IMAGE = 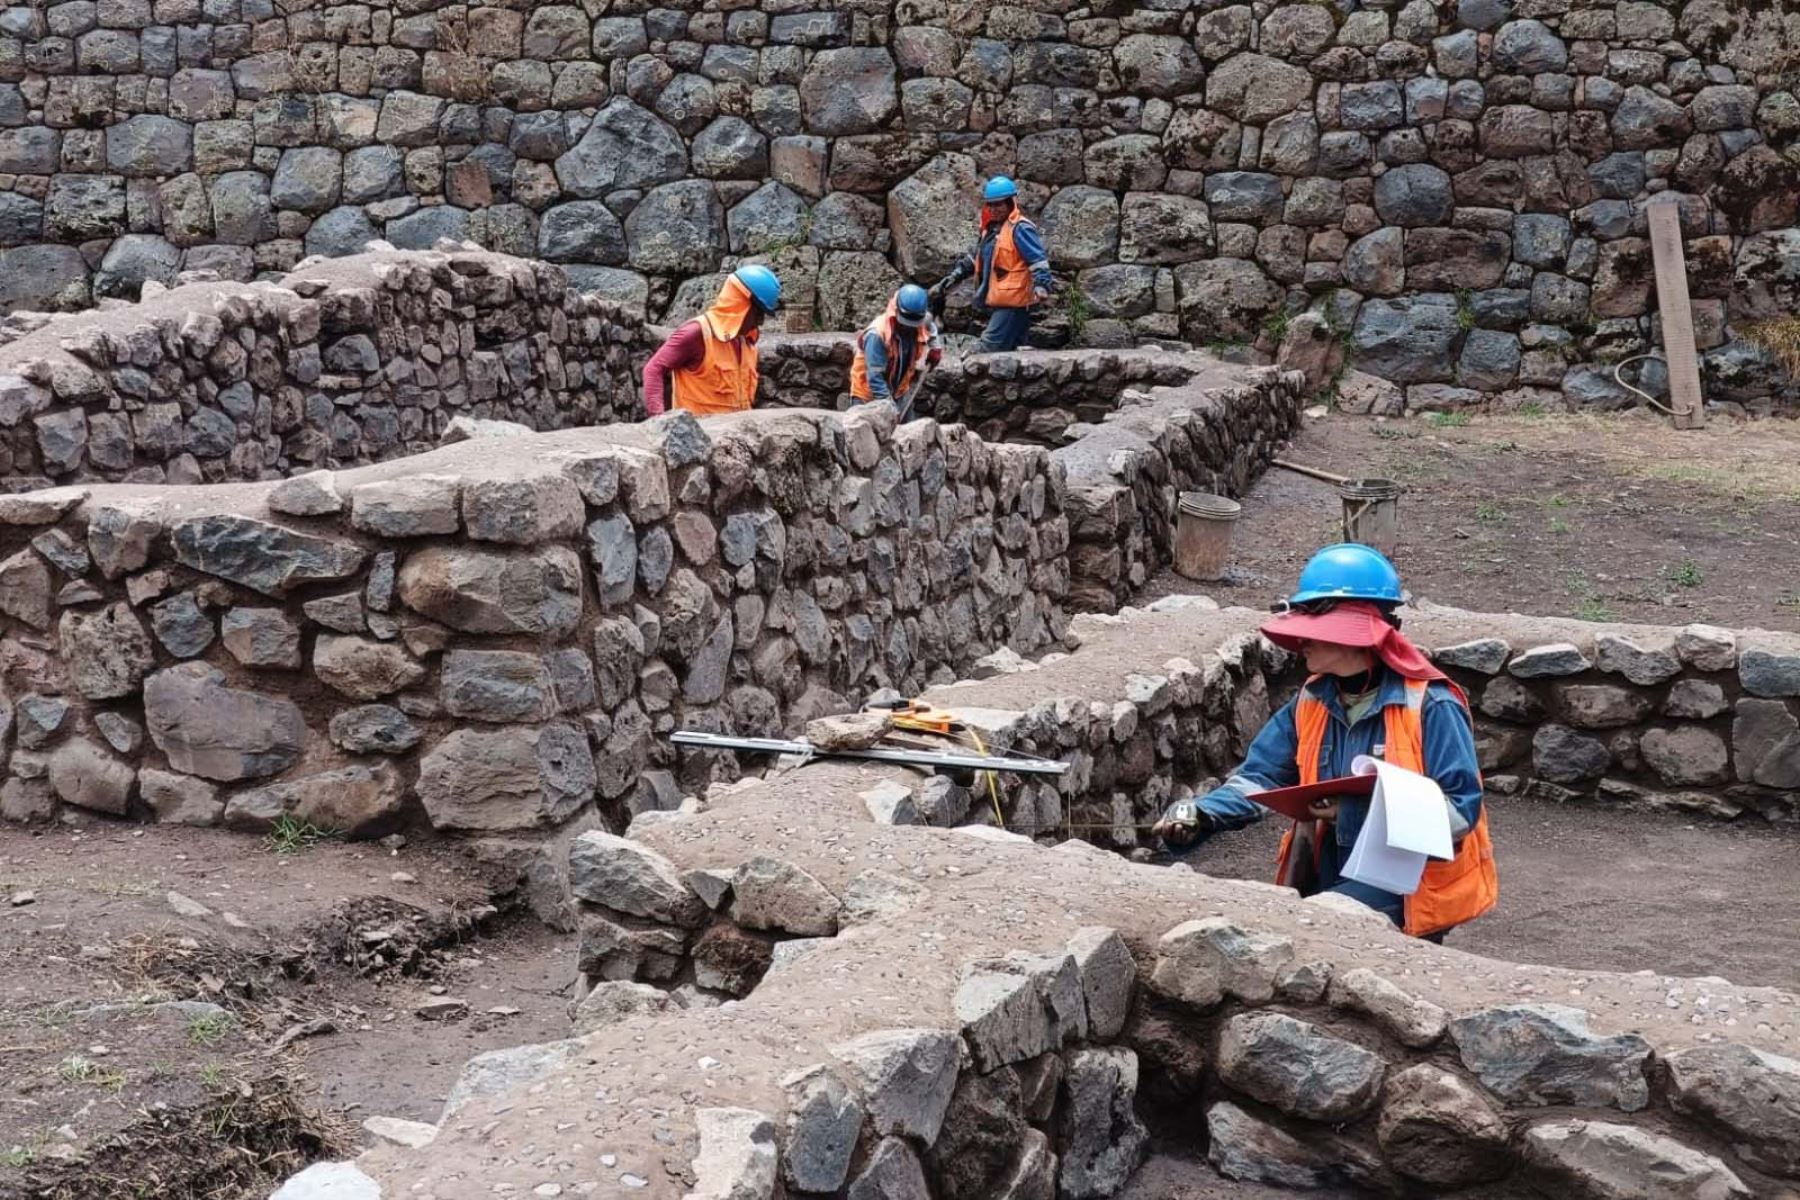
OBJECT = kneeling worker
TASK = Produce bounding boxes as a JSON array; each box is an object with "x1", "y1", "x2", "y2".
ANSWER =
[
  {"x1": 1153, "y1": 544, "x2": 1498, "y2": 941},
  {"x1": 642, "y1": 264, "x2": 781, "y2": 417},
  {"x1": 850, "y1": 283, "x2": 943, "y2": 419},
  {"x1": 930, "y1": 176, "x2": 1052, "y2": 354}
]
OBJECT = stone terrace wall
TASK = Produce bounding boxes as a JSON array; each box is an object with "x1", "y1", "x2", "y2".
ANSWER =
[
  {"x1": 0, "y1": 245, "x2": 647, "y2": 488},
  {"x1": 900, "y1": 598, "x2": 1800, "y2": 851},
  {"x1": 3, "y1": 0, "x2": 1799, "y2": 410},
  {"x1": 0, "y1": 407, "x2": 1071, "y2": 834},
  {"x1": 314, "y1": 729, "x2": 1800, "y2": 1197}
]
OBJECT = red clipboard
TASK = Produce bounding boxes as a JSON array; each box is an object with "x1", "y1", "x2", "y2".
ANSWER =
[{"x1": 1250, "y1": 773, "x2": 1378, "y2": 822}]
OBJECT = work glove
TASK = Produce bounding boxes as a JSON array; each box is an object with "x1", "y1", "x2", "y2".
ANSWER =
[
  {"x1": 927, "y1": 347, "x2": 943, "y2": 369},
  {"x1": 1153, "y1": 800, "x2": 1215, "y2": 850}
]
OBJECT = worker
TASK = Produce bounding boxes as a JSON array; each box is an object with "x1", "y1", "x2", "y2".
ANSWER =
[
  {"x1": 1153, "y1": 544, "x2": 1498, "y2": 941},
  {"x1": 930, "y1": 176, "x2": 1052, "y2": 354},
  {"x1": 641, "y1": 264, "x2": 781, "y2": 417},
  {"x1": 849, "y1": 283, "x2": 943, "y2": 417}
]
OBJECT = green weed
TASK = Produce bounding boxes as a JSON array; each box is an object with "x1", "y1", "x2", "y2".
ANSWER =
[
  {"x1": 1577, "y1": 597, "x2": 1616, "y2": 622},
  {"x1": 1519, "y1": 400, "x2": 1546, "y2": 418},
  {"x1": 57, "y1": 1055, "x2": 126, "y2": 1092},
  {"x1": 1455, "y1": 289, "x2": 1477, "y2": 332},
  {"x1": 1546, "y1": 494, "x2": 1571, "y2": 509},
  {"x1": 187, "y1": 1012, "x2": 234, "y2": 1047},
  {"x1": 200, "y1": 1062, "x2": 226, "y2": 1089},
  {"x1": 0, "y1": 1147, "x2": 33, "y2": 1168},
  {"x1": 1548, "y1": 515, "x2": 1570, "y2": 534},
  {"x1": 264, "y1": 814, "x2": 331, "y2": 856},
  {"x1": 1475, "y1": 502, "x2": 1506, "y2": 523},
  {"x1": 1261, "y1": 308, "x2": 1291, "y2": 345},
  {"x1": 1667, "y1": 559, "x2": 1704, "y2": 588},
  {"x1": 1427, "y1": 411, "x2": 1472, "y2": 428},
  {"x1": 1064, "y1": 283, "x2": 1091, "y2": 342}
]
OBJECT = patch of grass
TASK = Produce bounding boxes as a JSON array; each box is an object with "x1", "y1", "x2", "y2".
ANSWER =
[
  {"x1": 187, "y1": 1012, "x2": 235, "y2": 1047},
  {"x1": 1064, "y1": 283, "x2": 1091, "y2": 342},
  {"x1": 1475, "y1": 502, "x2": 1506, "y2": 523},
  {"x1": 1373, "y1": 425, "x2": 1414, "y2": 441},
  {"x1": 264, "y1": 815, "x2": 332, "y2": 856},
  {"x1": 1455, "y1": 288, "x2": 1477, "y2": 332},
  {"x1": 1261, "y1": 308, "x2": 1291, "y2": 345},
  {"x1": 1546, "y1": 494, "x2": 1571, "y2": 509},
  {"x1": 200, "y1": 1062, "x2": 226, "y2": 1090},
  {"x1": 35, "y1": 1002, "x2": 75, "y2": 1028},
  {"x1": 1205, "y1": 338, "x2": 1247, "y2": 355},
  {"x1": 57, "y1": 1054, "x2": 127, "y2": 1093},
  {"x1": 1427, "y1": 410, "x2": 1472, "y2": 428},
  {"x1": 0, "y1": 1147, "x2": 33, "y2": 1168},
  {"x1": 1548, "y1": 515, "x2": 1570, "y2": 534},
  {"x1": 1667, "y1": 559, "x2": 1704, "y2": 588},
  {"x1": 1518, "y1": 400, "x2": 1546, "y2": 418},
  {"x1": 1577, "y1": 596, "x2": 1616, "y2": 622}
]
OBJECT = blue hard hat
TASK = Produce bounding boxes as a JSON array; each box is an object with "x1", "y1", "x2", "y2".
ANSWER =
[
  {"x1": 895, "y1": 283, "x2": 930, "y2": 326},
  {"x1": 983, "y1": 176, "x2": 1018, "y2": 202},
  {"x1": 733, "y1": 263, "x2": 781, "y2": 313},
  {"x1": 1287, "y1": 543, "x2": 1404, "y2": 605}
]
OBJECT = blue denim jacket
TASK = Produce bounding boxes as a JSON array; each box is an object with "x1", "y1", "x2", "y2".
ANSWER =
[{"x1": 1197, "y1": 671, "x2": 1484, "y2": 850}]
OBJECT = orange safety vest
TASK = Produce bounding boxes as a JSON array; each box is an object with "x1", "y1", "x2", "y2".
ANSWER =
[
  {"x1": 849, "y1": 301, "x2": 930, "y2": 402},
  {"x1": 1276, "y1": 677, "x2": 1499, "y2": 938},
  {"x1": 978, "y1": 209, "x2": 1038, "y2": 309},
  {"x1": 670, "y1": 275, "x2": 761, "y2": 416}
]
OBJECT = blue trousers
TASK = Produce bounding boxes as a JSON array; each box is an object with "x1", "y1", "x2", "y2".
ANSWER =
[
  {"x1": 1315, "y1": 836, "x2": 1448, "y2": 944},
  {"x1": 976, "y1": 306, "x2": 1032, "y2": 353}
]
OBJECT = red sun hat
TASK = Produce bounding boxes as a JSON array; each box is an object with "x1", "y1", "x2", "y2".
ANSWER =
[{"x1": 1260, "y1": 600, "x2": 1449, "y2": 685}]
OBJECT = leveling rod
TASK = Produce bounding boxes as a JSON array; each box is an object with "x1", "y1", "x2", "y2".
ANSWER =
[{"x1": 668, "y1": 730, "x2": 1069, "y2": 776}]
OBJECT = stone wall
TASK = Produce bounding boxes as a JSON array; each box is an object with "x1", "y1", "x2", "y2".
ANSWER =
[
  {"x1": 4, "y1": 0, "x2": 1798, "y2": 410},
  {"x1": 0, "y1": 407, "x2": 1073, "y2": 833},
  {"x1": 923, "y1": 599, "x2": 1800, "y2": 845},
  {"x1": 293, "y1": 709, "x2": 1800, "y2": 1197},
  {"x1": 0, "y1": 245, "x2": 647, "y2": 487}
]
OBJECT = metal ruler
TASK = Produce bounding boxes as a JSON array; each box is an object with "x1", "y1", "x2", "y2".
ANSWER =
[
  {"x1": 668, "y1": 730, "x2": 1069, "y2": 776},
  {"x1": 1647, "y1": 199, "x2": 1705, "y2": 430}
]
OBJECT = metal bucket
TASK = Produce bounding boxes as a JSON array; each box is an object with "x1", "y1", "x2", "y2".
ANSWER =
[
  {"x1": 1340, "y1": 477, "x2": 1401, "y2": 557},
  {"x1": 1173, "y1": 491, "x2": 1241, "y2": 581}
]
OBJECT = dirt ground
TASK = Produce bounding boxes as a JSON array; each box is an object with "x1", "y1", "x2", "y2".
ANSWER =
[
  {"x1": 0, "y1": 822, "x2": 573, "y2": 1193},
  {"x1": 1172, "y1": 792, "x2": 1800, "y2": 993},
  {"x1": 1147, "y1": 409, "x2": 1800, "y2": 631}
]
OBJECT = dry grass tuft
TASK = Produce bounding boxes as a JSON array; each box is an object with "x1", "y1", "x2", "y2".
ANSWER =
[{"x1": 1743, "y1": 316, "x2": 1800, "y2": 380}]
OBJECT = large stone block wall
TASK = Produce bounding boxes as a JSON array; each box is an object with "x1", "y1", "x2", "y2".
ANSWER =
[
  {"x1": 0, "y1": 245, "x2": 647, "y2": 487},
  {"x1": 0, "y1": 407, "x2": 1074, "y2": 833},
  {"x1": 3, "y1": 0, "x2": 1798, "y2": 409}
]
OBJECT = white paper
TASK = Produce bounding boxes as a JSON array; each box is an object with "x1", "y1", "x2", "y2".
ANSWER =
[{"x1": 1341, "y1": 756, "x2": 1455, "y2": 896}]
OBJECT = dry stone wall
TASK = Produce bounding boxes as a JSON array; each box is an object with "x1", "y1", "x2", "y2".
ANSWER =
[
  {"x1": 3, "y1": 0, "x2": 1798, "y2": 410},
  {"x1": 0, "y1": 407, "x2": 1074, "y2": 833},
  {"x1": 0, "y1": 245, "x2": 647, "y2": 487},
  {"x1": 293, "y1": 719, "x2": 1800, "y2": 1198}
]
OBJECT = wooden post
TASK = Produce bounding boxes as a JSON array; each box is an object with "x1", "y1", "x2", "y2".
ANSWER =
[{"x1": 1647, "y1": 199, "x2": 1705, "y2": 430}]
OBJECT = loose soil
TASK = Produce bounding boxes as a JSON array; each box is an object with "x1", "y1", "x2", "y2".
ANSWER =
[
  {"x1": 0, "y1": 823, "x2": 573, "y2": 1194},
  {"x1": 1144, "y1": 409, "x2": 1800, "y2": 631},
  {"x1": 1173, "y1": 793, "x2": 1800, "y2": 993}
]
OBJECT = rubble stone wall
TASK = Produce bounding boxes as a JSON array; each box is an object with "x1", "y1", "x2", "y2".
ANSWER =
[
  {"x1": 0, "y1": 246, "x2": 648, "y2": 488},
  {"x1": 4, "y1": 0, "x2": 1799, "y2": 411},
  {"x1": 0, "y1": 407, "x2": 1074, "y2": 834},
  {"x1": 311, "y1": 700, "x2": 1800, "y2": 1197}
]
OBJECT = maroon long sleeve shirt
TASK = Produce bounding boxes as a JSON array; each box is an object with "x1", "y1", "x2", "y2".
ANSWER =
[{"x1": 640, "y1": 320, "x2": 706, "y2": 417}]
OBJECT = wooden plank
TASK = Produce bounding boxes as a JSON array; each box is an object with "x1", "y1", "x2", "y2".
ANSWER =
[{"x1": 1647, "y1": 199, "x2": 1705, "y2": 429}]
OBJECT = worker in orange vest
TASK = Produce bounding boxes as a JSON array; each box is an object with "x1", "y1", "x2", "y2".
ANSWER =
[
  {"x1": 1153, "y1": 544, "x2": 1499, "y2": 942},
  {"x1": 641, "y1": 264, "x2": 781, "y2": 417},
  {"x1": 849, "y1": 284, "x2": 943, "y2": 419},
  {"x1": 929, "y1": 176, "x2": 1053, "y2": 354}
]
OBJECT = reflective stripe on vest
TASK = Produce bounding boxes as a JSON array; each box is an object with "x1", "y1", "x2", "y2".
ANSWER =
[
  {"x1": 850, "y1": 318, "x2": 929, "y2": 402},
  {"x1": 671, "y1": 313, "x2": 759, "y2": 416},
  {"x1": 1277, "y1": 677, "x2": 1500, "y2": 938},
  {"x1": 979, "y1": 210, "x2": 1038, "y2": 309}
]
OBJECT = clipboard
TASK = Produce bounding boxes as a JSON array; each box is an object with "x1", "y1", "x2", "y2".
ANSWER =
[{"x1": 1249, "y1": 773, "x2": 1378, "y2": 823}]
